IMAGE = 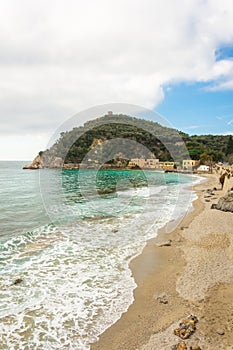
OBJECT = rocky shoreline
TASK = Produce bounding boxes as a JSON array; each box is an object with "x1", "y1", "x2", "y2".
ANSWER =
[
  {"x1": 22, "y1": 154, "x2": 217, "y2": 175},
  {"x1": 90, "y1": 174, "x2": 233, "y2": 350},
  {"x1": 22, "y1": 155, "x2": 164, "y2": 171}
]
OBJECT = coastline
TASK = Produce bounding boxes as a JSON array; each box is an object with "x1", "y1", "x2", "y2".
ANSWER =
[{"x1": 91, "y1": 174, "x2": 233, "y2": 350}]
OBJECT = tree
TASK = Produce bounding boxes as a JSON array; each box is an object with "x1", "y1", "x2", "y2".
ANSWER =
[
  {"x1": 200, "y1": 149, "x2": 224, "y2": 163},
  {"x1": 188, "y1": 148, "x2": 203, "y2": 160},
  {"x1": 200, "y1": 151, "x2": 215, "y2": 173},
  {"x1": 228, "y1": 153, "x2": 233, "y2": 165},
  {"x1": 226, "y1": 135, "x2": 233, "y2": 155},
  {"x1": 200, "y1": 152, "x2": 213, "y2": 165}
]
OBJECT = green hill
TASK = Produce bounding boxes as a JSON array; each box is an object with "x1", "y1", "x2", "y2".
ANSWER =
[{"x1": 40, "y1": 114, "x2": 232, "y2": 166}]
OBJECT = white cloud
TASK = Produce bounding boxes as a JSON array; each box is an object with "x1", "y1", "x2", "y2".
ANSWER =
[
  {"x1": 1, "y1": 0, "x2": 233, "y2": 158},
  {"x1": 208, "y1": 77, "x2": 233, "y2": 91}
]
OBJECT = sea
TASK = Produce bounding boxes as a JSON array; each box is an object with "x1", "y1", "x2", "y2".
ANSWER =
[{"x1": 0, "y1": 161, "x2": 202, "y2": 350}]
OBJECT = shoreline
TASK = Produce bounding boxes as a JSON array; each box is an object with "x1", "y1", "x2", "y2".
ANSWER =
[{"x1": 91, "y1": 174, "x2": 233, "y2": 349}]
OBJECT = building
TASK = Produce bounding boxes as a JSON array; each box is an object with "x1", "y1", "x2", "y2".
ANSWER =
[
  {"x1": 129, "y1": 159, "x2": 181, "y2": 171},
  {"x1": 129, "y1": 158, "x2": 146, "y2": 168},
  {"x1": 145, "y1": 158, "x2": 160, "y2": 168},
  {"x1": 159, "y1": 161, "x2": 175, "y2": 170},
  {"x1": 182, "y1": 159, "x2": 199, "y2": 170},
  {"x1": 197, "y1": 165, "x2": 210, "y2": 173},
  {"x1": 129, "y1": 158, "x2": 160, "y2": 169}
]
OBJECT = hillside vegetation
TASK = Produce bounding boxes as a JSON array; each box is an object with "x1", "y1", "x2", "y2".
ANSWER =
[{"x1": 41, "y1": 114, "x2": 233, "y2": 165}]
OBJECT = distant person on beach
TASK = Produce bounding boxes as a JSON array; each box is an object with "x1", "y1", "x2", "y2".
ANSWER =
[
  {"x1": 219, "y1": 173, "x2": 226, "y2": 189},
  {"x1": 219, "y1": 173, "x2": 228, "y2": 189}
]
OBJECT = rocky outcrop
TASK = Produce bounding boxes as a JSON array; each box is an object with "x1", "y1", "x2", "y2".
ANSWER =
[
  {"x1": 23, "y1": 154, "x2": 63, "y2": 169},
  {"x1": 213, "y1": 191, "x2": 233, "y2": 213},
  {"x1": 23, "y1": 154, "x2": 43, "y2": 169}
]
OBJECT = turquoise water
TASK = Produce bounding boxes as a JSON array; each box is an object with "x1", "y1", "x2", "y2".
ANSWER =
[{"x1": 0, "y1": 162, "x2": 200, "y2": 349}]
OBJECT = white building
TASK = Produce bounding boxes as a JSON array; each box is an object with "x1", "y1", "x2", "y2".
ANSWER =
[{"x1": 197, "y1": 165, "x2": 210, "y2": 172}]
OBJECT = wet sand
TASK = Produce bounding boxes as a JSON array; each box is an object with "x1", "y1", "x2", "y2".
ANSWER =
[{"x1": 91, "y1": 174, "x2": 233, "y2": 350}]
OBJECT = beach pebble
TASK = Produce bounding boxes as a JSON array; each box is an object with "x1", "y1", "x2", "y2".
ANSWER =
[
  {"x1": 156, "y1": 240, "x2": 172, "y2": 247},
  {"x1": 156, "y1": 293, "x2": 168, "y2": 304},
  {"x1": 171, "y1": 341, "x2": 187, "y2": 350},
  {"x1": 112, "y1": 229, "x2": 118, "y2": 233},
  {"x1": 13, "y1": 278, "x2": 23, "y2": 285},
  {"x1": 215, "y1": 328, "x2": 225, "y2": 335}
]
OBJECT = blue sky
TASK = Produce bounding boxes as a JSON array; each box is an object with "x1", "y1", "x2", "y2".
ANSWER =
[
  {"x1": 216, "y1": 45, "x2": 233, "y2": 61},
  {"x1": 156, "y1": 80, "x2": 233, "y2": 135}
]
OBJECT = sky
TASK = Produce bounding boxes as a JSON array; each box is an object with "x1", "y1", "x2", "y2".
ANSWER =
[{"x1": 1, "y1": 0, "x2": 233, "y2": 160}]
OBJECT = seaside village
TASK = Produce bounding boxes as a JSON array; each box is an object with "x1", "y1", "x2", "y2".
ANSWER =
[{"x1": 128, "y1": 158, "x2": 209, "y2": 173}]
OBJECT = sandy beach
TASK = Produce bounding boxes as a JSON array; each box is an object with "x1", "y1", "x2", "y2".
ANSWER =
[{"x1": 91, "y1": 174, "x2": 233, "y2": 350}]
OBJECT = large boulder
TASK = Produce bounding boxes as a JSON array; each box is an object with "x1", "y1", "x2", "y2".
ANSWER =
[{"x1": 215, "y1": 191, "x2": 233, "y2": 213}]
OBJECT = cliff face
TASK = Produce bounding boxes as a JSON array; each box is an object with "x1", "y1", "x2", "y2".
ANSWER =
[{"x1": 23, "y1": 155, "x2": 63, "y2": 169}]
